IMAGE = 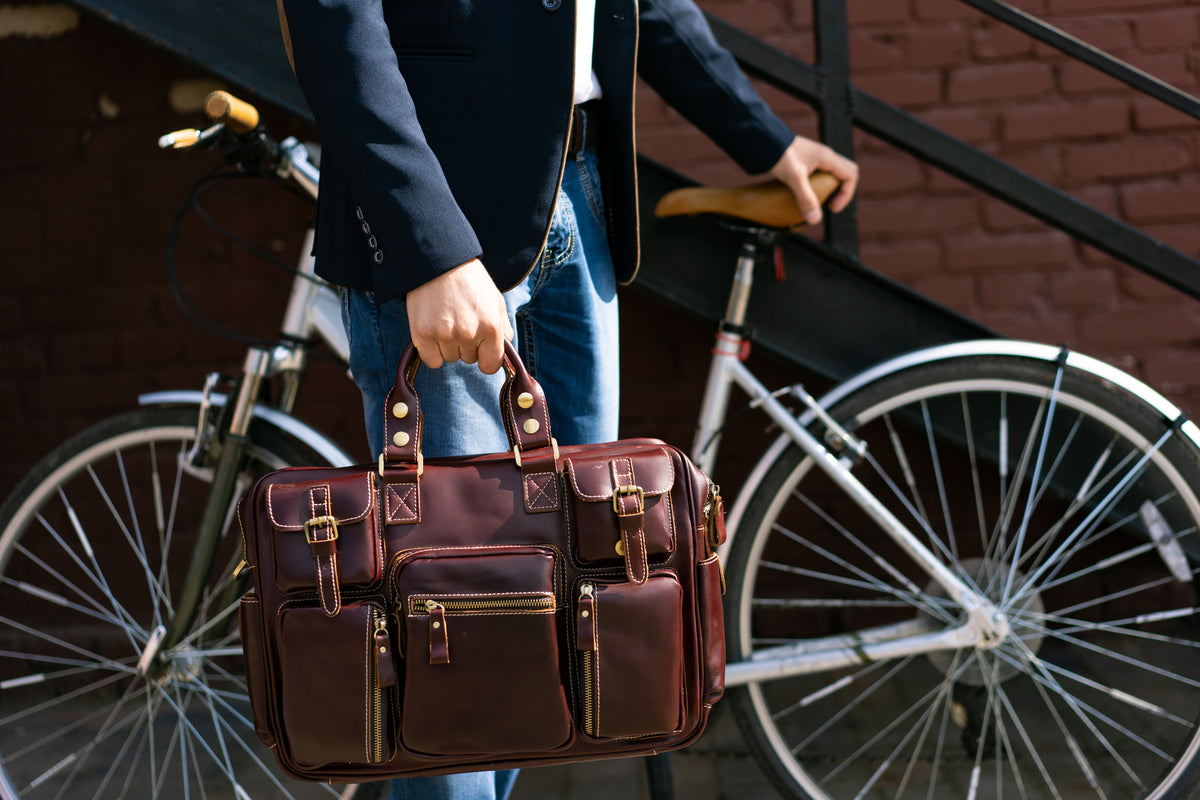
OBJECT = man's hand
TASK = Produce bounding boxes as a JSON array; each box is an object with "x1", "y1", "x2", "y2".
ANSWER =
[
  {"x1": 769, "y1": 136, "x2": 859, "y2": 226},
  {"x1": 406, "y1": 258, "x2": 514, "y2": 374}
]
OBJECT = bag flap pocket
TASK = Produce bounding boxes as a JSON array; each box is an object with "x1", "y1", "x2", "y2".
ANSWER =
[
  {"x1": 266, "y1": 472, "x2": 383, "y2": 606},
  {"x1": 564, "y1": 449, "x2": 676, "y2": 579}
]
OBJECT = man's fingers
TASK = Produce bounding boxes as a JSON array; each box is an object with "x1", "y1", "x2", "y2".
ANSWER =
[{"x1": 476, "y1": 333, "x2": 506, "y2": 375}]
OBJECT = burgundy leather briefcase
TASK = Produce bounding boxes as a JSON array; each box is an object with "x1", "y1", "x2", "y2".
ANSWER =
[{"x1": 237, "y1": 341, "x2": 727, "y2": 782}]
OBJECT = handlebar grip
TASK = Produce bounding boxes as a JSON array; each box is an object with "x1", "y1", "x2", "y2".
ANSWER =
[{"x1": 204, "y1": 91, "x2": 260, "y2": 134}]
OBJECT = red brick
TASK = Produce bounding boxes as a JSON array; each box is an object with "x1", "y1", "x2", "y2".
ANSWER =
[
  {"x1": 859, "y1": 194, "x2": 980, "y2": 236},
  {"x1": 914, "y1": 0, "x2": 980, "y2": 22},
  {"x1": 860, "y1": 238, "x2": 945, "y2": 279},
  {"x1": 905, "y1": 26, "x2": 969, "y2": 69},
  {"x1": 948, "y1": 62, "x2": 1055, "y2": 103},
  {"x1": 848, "y1": 31, "x2": 905, "y2": 72},
  {"x1": 1119, "y1": 268, "x2": 1196, "y2": 300},
  {"x1": 979, "y1": 309, "x2": 1075, "y2": 343},
  {"x1": 945, "y1": 230, "x2": 1076, "y2": 271},
  {"x1": 701, "y1": 1, "x2": 786, "y2": 35},
  {"x1": 854, "y1": 70, "x2": 944, "y2": 108},
  {"x1": 1003, "y1": 145, "x2": 1066, "y2": 185},
  {"x1": 1064, "y1": 139, "x2": 1191, "y2": 181},
  {"x1": 1120, "y1": 177, "x2": 1200, "y2": 223},
  {"x1": 1135, "y1": 9, "x2": 1200, "y2": 49},
  {"x1": 1142, "y1": 348, "x2": 1200, "y2": 390},
  {"x1": 847, "y1": 0, "x2": 910, "y2": 26},
  {"x1": 1003, "y1": 98, "x2": 1130, "y2": 142},
  {"x1": 979, "y1": 271, "x2": 1049, "y2": 308},
  {"x1": 1133, "y1": 98, "x2": 1200, "y2": 131},
  {"x1": 917, "y1": 107, "x2": 998, "y2": 143},
  {"x1": 1080, "y1": 305, "x2": 1200, "y2": 346},
  {"x1": 1049, "y1": 267, "x2": 1119, "y2": 306},
  {"x1": 856, "y1": 153, "x2": 926, "y2": 194},
  {"x1": 972, "y1": 21, "x2": 1035, "y2": 60},
  {"x1": 1049, "y1": 0, "x2": 1178, "y2": 12}
]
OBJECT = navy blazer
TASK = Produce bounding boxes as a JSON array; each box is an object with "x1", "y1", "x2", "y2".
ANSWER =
[{"x1": 279, "y1": 0, "x2": 794, "y2": 302}]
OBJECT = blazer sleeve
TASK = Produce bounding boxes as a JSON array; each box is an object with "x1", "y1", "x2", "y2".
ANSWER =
[
  {"x1": 636, "y1": 0, "x2": 795, "y2": 176},
  {"x1": 279, "y1": 0, "x2": 482, "y2": 294}
]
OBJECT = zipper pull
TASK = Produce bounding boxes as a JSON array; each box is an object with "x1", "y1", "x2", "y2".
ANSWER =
[
  {"x1": 232, "y1": 558, "x2": 248, "y2": 580},
  {"x1": 576, "y1": 583, "x2": 596, "y2": 651},
  {"x1": 374, "y1": 616, "x2": 396, "y2": 689},
  {"x1": 426, "y1": 600, "x2": 450, "y2": 665}
]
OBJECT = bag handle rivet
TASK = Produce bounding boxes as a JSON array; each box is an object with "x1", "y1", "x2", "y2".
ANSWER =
[
  {"x1": 392, "y1": 402, "x2": 408, "y2": 419},
  {"x1": 517, "y1": 392, "x2": 534, "y2": 409},
  {"x1": 393, "y1": 431, "x2": 410, "y2": 447},
  {"x1": 523, "y1": 419, "x2": 540, "y2": 435}
]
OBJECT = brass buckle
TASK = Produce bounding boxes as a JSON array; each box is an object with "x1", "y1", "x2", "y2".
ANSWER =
[
  {"x1": 513, "y1": 438, "x2": 559, "y2": 468},
  {"x1": 612, "y1": 485, "x2": 645, "y2": 515},
  {"x1": 303, "y1": 515, "x2": 340, "y2": 544}
]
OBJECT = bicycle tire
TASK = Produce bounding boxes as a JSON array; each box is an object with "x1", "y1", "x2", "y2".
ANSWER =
[
  {"x1": 0, "y1": 405, "x2": 376, "y2": 799},
  {"x1": 725, "y1": 352, "x2": 1200, "y2": 800}
]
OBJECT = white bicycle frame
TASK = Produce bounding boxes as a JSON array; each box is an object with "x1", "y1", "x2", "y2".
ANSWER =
[{"x1": 692, "y1": 235, "x2": 1200, "y2": 690}]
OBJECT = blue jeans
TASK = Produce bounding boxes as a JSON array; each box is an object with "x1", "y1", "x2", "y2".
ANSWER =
[{"x1": 340, "y1": 147, "x2": 619, "y2": 800}]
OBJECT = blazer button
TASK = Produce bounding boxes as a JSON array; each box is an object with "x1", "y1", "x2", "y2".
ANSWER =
[
  {"x1": 374, "y1": 250, "x2": 385, "y2": 264},
  {"x1": 542, "y1": 0, "x2": 562, "y2": 10},
  {"x1": 355, "y1": 206, "x2": 364, "y2": 220},
  {"x1": 367, "y1": 236, "x2": 377, "y2": 249},
  {"x1": 362, "y1": 221, "x2": 371, "y2": 235}
]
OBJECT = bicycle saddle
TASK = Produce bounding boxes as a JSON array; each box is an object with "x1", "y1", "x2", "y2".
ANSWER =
[{"x1": 653, "y1": 171, "x2": 840, "y2": 229}]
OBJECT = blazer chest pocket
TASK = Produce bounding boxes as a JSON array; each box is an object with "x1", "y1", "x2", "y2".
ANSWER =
[
  {"x1": 386, "y1": 0, "x2": 473, "y2": 58},
  {"x1": 266, "y1": 473, "x2": 383, "y2": 616}
]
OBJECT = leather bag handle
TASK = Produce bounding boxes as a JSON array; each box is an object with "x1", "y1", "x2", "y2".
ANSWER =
[{"x1": 380, "y1": 339, "x2": 556, "y2": 473}]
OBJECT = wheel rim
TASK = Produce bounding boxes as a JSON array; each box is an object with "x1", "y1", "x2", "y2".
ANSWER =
[
  {"x1": 0, "y1": 416, "x2": 352, "y2": 799},
  {"x1": 734, "y1": 373, "x2": 1200, "y2": 800}
]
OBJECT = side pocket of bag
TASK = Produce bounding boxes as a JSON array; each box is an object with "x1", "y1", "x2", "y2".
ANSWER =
[
  {"x1": 276, "y1": 600, "x2": 395, "y2": 767},
  {"x1": 695, "y1": 554, "x2": 726, "y2": 705},
  {"x1": 238, "y1": 594, "x2": 277, "y2": 749},
  {"x1": 575, "y1": 574, "x2": 685, "y2": 740}
]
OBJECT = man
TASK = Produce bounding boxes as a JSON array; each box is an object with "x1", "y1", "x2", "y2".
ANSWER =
[{"x1": 277, "y1": 0, "x2": 857, "y2": 797}]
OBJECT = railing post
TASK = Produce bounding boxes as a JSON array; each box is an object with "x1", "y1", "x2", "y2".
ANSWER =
[{"x1": 812, "y1": 0, "x2": 859, "y2": 255}]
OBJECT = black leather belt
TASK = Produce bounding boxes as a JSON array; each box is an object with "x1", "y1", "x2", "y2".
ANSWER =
[{"x1": 567, "y1": 101, "x2": 601, "y2": 157}]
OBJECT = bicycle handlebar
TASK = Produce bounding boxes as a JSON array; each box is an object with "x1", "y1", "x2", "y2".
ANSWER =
[{"x1": 204, "y1": 90, "x2": 259, "y2": 133}]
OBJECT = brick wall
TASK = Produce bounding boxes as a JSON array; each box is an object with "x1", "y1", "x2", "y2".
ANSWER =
[
  {"x1": 2, "y1": 1, "x2": 1198, "y2": 500},
  {"x1": 642, "y1": 0, "x2": 1200, "y2": 417}
]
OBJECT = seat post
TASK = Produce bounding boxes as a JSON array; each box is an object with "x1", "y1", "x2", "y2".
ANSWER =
[{"x1": 722, "y1": 228, "x2": 769, "y2": 328}]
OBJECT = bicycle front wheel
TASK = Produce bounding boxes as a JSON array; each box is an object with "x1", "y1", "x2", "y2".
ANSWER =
[
  {"x1": 727, "y1": 349, "x2": 1200, "y2": 800},
  {"x1": 0, "y1": 406, "x2": 375, "y2": 799}
]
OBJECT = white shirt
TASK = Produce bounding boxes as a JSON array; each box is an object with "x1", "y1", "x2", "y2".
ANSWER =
[{"x1": 574, "y1": 0, "x2": 603, "y2": 104}]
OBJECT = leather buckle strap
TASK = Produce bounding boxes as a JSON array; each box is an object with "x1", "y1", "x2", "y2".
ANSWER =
[
  {"x1": 567, "y1": 101, "x2": 600, "y2": 158},
  {"x1": 303, "y1": 515, "x2": 340, "y2": 545},
  {"x1": 612, "y1": 485, "x2": 644, "y2": 515}
]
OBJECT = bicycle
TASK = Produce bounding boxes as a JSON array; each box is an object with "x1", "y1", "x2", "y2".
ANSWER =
[{"x1": 1, "y1": 92, "x2": 1199, "y2": 800}]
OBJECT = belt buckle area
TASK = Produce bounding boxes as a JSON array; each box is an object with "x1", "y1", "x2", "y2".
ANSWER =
[
  {"x1": 303, "y1": 515, "x2": 340, "y2": 544},
  {"x1": 612, "y1": 485, "x2": 645, "y2": 515}
]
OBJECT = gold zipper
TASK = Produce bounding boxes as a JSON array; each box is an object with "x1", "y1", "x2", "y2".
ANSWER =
[
  {"x1": 577, "y1": 582, "x2": 597, "y2": 737},
  {"x1": 369, "y1": 609, "x2": 387, "y2": 763},
  {"x1": 408, "y1": 594, "x2": 556, "y2": 615}
]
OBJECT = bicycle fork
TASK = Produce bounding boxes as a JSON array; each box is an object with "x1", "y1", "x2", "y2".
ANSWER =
[{"x1": 697, "y1": 234, "x2": 1010, "y2": 687}]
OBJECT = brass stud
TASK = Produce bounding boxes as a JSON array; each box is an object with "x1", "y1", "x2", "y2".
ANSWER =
[
  {"x1": 432, "y1": 621, "x2": 441, "y2": 629},
  {"x1": 581, "y1": 610, "x2": 590, "y2": 618},
  {"x1": 379, "y1": 646, "x2": 387, "y2": 654},
  {"x1": 517, "y1": 392, "x2": 534, "y2": 409},
  {"x1": 615, "y1": 539, "x2": 626, "y2": 556},
  {"x1": 392, "y1": 431, "x2": 410, "y2": 447},
  {"x1": 523, "y1": 419, "x2": 540, "y2": 435},
  {"x1": 392, "y1": 402, "x2": 408, "y2": 419}
]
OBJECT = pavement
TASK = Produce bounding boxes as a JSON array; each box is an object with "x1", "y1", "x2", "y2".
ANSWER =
[{"x1": 508, "y1": 703, "x2": 779, "y2": 800}]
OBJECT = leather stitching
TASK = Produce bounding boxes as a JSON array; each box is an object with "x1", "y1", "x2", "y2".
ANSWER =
[
  {"x1": 385, "y1": 483, "x2": 419, "y2": 525},
  {"x1": 524, "y1": 471, "x2": 560, "y2": 512}
]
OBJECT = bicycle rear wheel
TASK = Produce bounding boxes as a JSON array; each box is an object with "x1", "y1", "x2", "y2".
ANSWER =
[
  {"x1": 0, "y1": 406, "x2": 376, "y2": 799},
  {"x1": 727, "y1": 349, "x2": 1200, "y2": 800}
]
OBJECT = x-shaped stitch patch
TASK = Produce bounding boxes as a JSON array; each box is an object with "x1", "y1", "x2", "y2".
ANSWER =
[
  {"x1": 524, "y1": 472, "x2": 560, "y2": 512},
  {"x1": 385, "y1": 483, "x2": 419, "y2": 524}
]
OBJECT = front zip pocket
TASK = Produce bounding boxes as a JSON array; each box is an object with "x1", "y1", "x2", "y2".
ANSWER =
[
  {"x1": 393, "y1": 546, "x2": 572, "y2": 756},
  {"x1": 276, "y1": 600, "x2": 395, "y2": 766},
  {"x1": 576, "y1": 574, "x2": 686, "y2": 740}
]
